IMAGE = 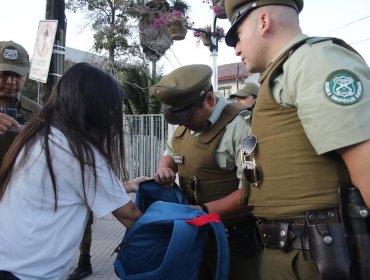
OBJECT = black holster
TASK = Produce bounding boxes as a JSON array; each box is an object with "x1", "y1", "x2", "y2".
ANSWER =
[
  {"x1": 306, "y1": 209, "x2": 350, "y2": 280},
  {"x1": 228, "y1": 217, "x2": 262, "y2": 257},
  {"x1": 340, "y1": 186, "x2": 370, "y2": 280}
]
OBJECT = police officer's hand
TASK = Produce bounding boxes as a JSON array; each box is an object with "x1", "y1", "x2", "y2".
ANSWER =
[
  {"x1": 154, "y1": 167, "x2": 176, "y2": 187},
  {"x1": 0, "y1": 112, "x2": 20, "y2": 135}
]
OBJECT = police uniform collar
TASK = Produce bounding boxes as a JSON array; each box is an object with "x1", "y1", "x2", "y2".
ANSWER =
[
  {"x1": 260, "y1": 34, "x2": 308, "y2": 84},
  {"x1": 207, "y1": 95, "x2": 230, "y2": 128}
]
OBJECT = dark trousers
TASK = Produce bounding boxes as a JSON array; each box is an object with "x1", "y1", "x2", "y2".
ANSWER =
[
  {"x1": 0, "y1": 271, "x2": 20, "y2": 280},
  {"x1": 199, "y1": 236, "x2": 261, "y2": 280},
  {"x1": 260, "y1": 248, "x2": 318, "y2": 280},
  {"x1": 79, "y1": 211, "x2": 94, "y2": 256}
]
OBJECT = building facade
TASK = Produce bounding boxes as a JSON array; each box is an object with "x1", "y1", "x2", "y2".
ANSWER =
[{"x1": 217, "y1": 62, "x2": 260, "y2": 98}]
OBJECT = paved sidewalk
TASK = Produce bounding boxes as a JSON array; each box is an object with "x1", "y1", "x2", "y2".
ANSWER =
[{"x1": 67, "y1": 215, "x2": 125, "y2": 280}]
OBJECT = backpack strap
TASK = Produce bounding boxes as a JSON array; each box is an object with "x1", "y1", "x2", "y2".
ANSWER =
[
  {"x1": 186, "y1": 214, "x2": 230, "y2": 280},
  {"x1": 212, "y1": 221, "x2": 230, "y2": 280}
]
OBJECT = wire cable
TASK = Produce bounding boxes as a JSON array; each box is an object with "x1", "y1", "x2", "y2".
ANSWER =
[
  {"x1": 320, "y1": 15, "x2": 370, "y2": 36},
  {"x1": 350, "y1": 37, "x2": 370, "y2": 45}
]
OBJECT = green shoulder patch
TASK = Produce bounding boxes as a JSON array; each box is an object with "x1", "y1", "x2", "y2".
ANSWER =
[{"x1": 324, "y1": 70, "x2": 363, "y2": 105}]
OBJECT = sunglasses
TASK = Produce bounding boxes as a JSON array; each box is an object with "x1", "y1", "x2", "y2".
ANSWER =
[
  {"x1": 241, "y1": 135, "x2": 262, "y2": 187},
  {"x1": 190, "y1": 176, "x2": 199, "y2": 204}
]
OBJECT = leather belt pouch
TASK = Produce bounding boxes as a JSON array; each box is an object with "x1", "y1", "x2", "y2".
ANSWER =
[
  {"x1": 306, "y1": 209, "x2": 350, "y2": 280},
  {"x1": 258, "y1": 223, "x2": 309, "y2": 251}
]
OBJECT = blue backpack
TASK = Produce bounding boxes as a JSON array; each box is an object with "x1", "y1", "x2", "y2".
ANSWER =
[
  {"x1": 114, "y1": 186, "x2": 230, "y2": 280},
  {"x1": 134, "y1": 179, "x2": 188, "y2": 212}
]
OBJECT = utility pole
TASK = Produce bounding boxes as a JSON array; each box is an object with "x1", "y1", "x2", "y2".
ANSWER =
[
  {"x1": 41, "y1": 0, "x2": 66, "y2": 104},
  {"x1": 189, "y1": 12, "x2": 223, "y2": 91}
]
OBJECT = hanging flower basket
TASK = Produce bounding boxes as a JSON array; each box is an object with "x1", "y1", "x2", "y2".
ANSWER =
[
  {"x1": 167, "y1": 21, "x2": 188, "y2": 40},
  {"x1": 151, "y1": 8, "x2": 191, "y2": 42},
  {"x1": 212, "y1": 0, "x2": 227, "y2": 19},
  {"x1": 193, "y1": 25, "x2": 224, "y2": 47},
  {"x1": 203, "y1": 0, "x2": 227, "y2": 19}
]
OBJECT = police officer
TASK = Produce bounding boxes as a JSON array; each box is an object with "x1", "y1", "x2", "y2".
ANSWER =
[
  {"x1": 0, "y1": 41, "x2": 41, "y2": 161},
  {"x1": 153, "y1": 64, "x2": 261, "y2": 280},
  {"x1": 224, "y1": 0, "x2": 370, "y2": 279},
  {"x1": 230, "y1": 82, "x2": 259, "y2": 108}
]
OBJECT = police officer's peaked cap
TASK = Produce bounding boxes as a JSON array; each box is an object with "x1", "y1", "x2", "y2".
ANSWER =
[
  {"x1": 0, "y1": 41, "x2": 30, "y2": 76},
  {"x1": 225, "y1": 0, "x2": 304, "y2": 47},
  {"x1": 230, "y1": 82, "x2": 259, "y2": 99},
  {"x1": 151, "y1": 64, "x2": 213, "y2": 124}
]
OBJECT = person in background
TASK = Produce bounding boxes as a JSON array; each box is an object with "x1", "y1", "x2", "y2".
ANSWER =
[
  {"x1": 0, "y1": 41, "x2": 41, "y2": 161},
  {"x1": 0, "y1": 62, "x2": 146, "y2": 280},
  {"x1": 230, "y1": 82, "x2": 259, "y2": 108},
  {"x1": 67, "y1": 212, "x2": 94, "y2": 280},
  {"x1": 153, "y1": 64, "x2": 261, "y2": 280},
  {"x1": 224, "y1": 0, "x2": 370, "y2": 279}
]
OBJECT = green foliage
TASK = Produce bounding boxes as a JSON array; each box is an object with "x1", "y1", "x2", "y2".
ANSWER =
[
  {"x1": 116, "y1": 67, "x2": 150, "y2": 115},
  {"x1": 171, "y1": 0, "x2": 190, "y2": 15},
  {"x1": 66, "y1": 0, "x2": 133, "y2": 63},
  {"x1": 65, "y1": 0, "x2": 180, "y2": 114},
  {"x1": 22, "y1": 79, "x2": 39, "y2": 103}
]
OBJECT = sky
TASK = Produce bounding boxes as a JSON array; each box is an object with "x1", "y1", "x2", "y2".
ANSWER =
[{"x1": 1, "y1": 0, "x2": 370, "y2": 75}]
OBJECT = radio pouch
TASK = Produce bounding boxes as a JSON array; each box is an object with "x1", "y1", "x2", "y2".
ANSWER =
[{"x1": 306, "y1": 209, "x2": 350, "y2": 280}]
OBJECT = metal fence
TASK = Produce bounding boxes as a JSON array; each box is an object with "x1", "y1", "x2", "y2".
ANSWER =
[{"x1": 123, "y1": 114, "x2": 168, "y2": 178}]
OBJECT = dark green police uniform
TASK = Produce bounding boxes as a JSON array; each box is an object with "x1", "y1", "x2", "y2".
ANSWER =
[
  {"x1": 152, "y1": 64, "x2": 260, "y2": 280},
  {"x1": 0, "y1": 95, "x2": 41, "y2": 162},
  {"x1": 224, "y1": 0, "x2": 370, "y2": 279},
  {"x1": 0, "y1": 41, "x2": 41, "y2": 162},
  {"x1": 9, "y1": 94, "x2": 41, "y2": 125}
]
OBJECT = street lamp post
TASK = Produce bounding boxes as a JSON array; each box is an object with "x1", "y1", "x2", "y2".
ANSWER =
[
  {"x1": 210, "y1": 12, "x2": 219, "y2": 90},
  {"x1": 188, "y1": 12, "x2": 224, "y2": 91}
]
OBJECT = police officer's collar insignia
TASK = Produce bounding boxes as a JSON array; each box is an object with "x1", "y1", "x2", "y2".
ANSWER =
[{"x1": 324, "y1": 70, "x2": 363, "y2": 105}]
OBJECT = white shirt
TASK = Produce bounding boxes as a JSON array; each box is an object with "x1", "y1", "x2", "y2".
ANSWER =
[{"x1": 0, "y1": 128, "x2": 131, "y2": 280}]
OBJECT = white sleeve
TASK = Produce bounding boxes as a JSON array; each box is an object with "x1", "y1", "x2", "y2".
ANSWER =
[{"x1": 83, "y1": 152, "x2": 132, "y2": 218}]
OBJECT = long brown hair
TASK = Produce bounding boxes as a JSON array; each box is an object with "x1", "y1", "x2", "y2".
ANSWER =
[{"x1": 0, "y1": 63, "x2": 127, "y2": 210}]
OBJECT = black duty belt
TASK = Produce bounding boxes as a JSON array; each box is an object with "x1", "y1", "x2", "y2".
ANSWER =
[
  {"x1": 208, "y1": 222, "x2": 252, "y2": 239},
  {"x1": 258, "y1": 223, "x2": 309, "y2": 251}
]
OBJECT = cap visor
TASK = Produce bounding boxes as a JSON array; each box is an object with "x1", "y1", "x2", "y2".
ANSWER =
[
  {"x1": 164, "y1": 104, "x2": 197, "y2": 125},
  {"x1": 0, "y1": 64, "x2": 29, "y2": 76},
  {"x1": 225, "y1": 24, "x2": 239, "y2": 47},
  {"x1": 225, "y1": 5, "x2": 257, "y2": 47}
]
